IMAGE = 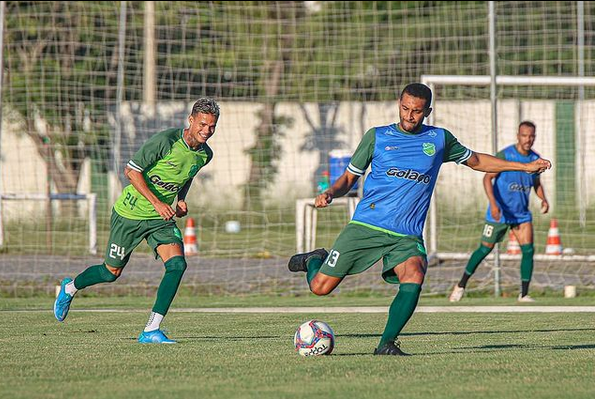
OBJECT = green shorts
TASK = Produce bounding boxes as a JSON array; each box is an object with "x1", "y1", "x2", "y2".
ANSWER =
[
  {"x1": 480, "y1": 221, "x2": 517, "y2": 244},
  {"x1": 319, "y1": 222, "x2": 427, "y2": 284},
  {"x1": 104, "y1": 209, "x2": 184, "y2": 268}
]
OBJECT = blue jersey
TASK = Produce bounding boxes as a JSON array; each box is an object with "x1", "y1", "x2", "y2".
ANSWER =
[
  {"x1": 485, "y1": 145, "x2": 540, "y2": 224},
  {"x1": 347, "y1": 124, "x2": 471, "y2": 238}
]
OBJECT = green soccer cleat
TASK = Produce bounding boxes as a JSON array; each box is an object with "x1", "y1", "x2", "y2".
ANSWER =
[
  {"x1": 138, "y1": 329, "x2": 177, "y2": 344},
  {"x1": 374, "y1": 341, "x2": 411, "y2": 356},
  {"x1": 54, "y1": 278, "x2": 74, "y2": 322},
  {"x1": 287, "y1": 248, "x2": 329, "y2": 273}
]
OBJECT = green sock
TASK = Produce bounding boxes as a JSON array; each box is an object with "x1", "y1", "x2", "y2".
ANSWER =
[
  {"x1": 152, "y1": 256, "x2": 187, "y2": 316},
  {"x1": 464, "y1": 244, "x2": 493, "y2": 275},
  {"x1": 306, "y1": 257, "x2": 324, "y2": 287},
  {"x1": 520, "y1": 243, "x2": 534, "y2": 285},
  {"x1": 73, "y1": 264, "x2": 118, "y2": 290},
  {"x1": 378, "y1": 283, "x2": 422, "y2": 348}
]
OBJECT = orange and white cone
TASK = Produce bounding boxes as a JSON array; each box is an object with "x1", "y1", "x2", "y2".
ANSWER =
[
  {"x1": 506, "y1": 231, "x2": 521, "y2": 255},
  {"x1": 183, "y1": 217, "x2": 198, "y2": 256},
  {"x1": 545, "y1": 218, "x2": 562, "y2": 255}
]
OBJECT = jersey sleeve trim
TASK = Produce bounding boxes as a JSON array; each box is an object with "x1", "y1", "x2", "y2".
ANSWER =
[
  {"x1": 127, "y1": 160, "x2": 143, "y2": 172},
  {"x1": 456, "y1": 148, "x2": 473, "y2": 164},
  {"x1": 347, "y1": 163, "x2": 365, "y2": 176}
]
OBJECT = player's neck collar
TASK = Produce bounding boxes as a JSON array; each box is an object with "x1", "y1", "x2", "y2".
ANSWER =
[
  {"x1": 514, "y1": 143, "x2": 529, "y2": 156},
  {"x1": 395, "y1": 123, "x2": 425, "y2": 135},
  {"x1": 182, "y1": 128, "x2": 203, "y2": 151}
]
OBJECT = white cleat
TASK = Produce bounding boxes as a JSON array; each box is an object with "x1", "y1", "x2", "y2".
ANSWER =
[
  {"x1": 449, "y1": 286, "x2": 465, "y2": 302},
  {"x1": 517, "y1": 294, "x2": 536, "y2": 303}
]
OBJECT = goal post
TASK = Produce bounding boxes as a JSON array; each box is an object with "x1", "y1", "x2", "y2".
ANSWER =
[
  {"x1": 421, "y1": 74, "x2": 595, "y2": 263},
  {"x1": 0, "y1": 193, "x2": 97, "y2": 255}
]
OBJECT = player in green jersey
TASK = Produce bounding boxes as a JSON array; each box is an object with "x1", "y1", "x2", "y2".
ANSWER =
[{"x1": 54, "y1": 98, "x2": 220, "y2": 344}]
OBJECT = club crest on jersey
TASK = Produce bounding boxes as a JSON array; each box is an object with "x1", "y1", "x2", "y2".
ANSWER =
[
  {"x1": 386, "y1": 167, "x2": 432, "y2": 184},
  {"x1": 422, "y1": 143, "x2": 436, "y2": 156}
]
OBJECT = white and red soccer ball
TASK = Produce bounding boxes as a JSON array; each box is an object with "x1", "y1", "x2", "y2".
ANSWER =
[{"x1": 294, "y1": 320, "x2": 335, "y2": 357}]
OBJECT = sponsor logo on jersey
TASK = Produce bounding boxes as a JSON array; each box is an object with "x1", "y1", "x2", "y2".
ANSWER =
[
  {"x1": 386, "y1": 167, "x2": 432, "y2": 184},
  {"x1": 149, "y1": 175, "x2": 181, "y2": 192},
  {"x1": 508, "y1": 183, "x2": 532, "y2": 193},
  {"x1": 385, "y1": 146, "x2": 399, "y2": 151},
  {"x1": 422, "y1": 142, "x2": 436, "y2": 156}
]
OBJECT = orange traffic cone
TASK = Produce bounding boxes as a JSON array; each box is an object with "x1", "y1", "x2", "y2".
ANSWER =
[
  {"x1": 545, "y1": 218, "x2": 562, "y2": 255},
  {"x1": 184, "y1": 217, "x2": 198, "y2": 256},
  {"x1": 506, "y1": 231, "x2": 521, "y2": 255}
]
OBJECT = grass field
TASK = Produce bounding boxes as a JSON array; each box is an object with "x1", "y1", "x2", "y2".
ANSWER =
[{"x1": 1, "y1": 296, "x2": 594, "y2": 399}]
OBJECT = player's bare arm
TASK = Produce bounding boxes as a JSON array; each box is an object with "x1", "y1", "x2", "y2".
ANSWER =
[
  {"x1": 315, "y1": 171, "x2": 359, "y2": 208},
  {"x1": 464, "y1": 152, "x2": 551, "y2": 174},
  {"x1": 534, "y1": 176, "x2": 549, "y2": 214},
  {"x1": 175, "y1": 180, "x2": 193, "y2": 217},
  {"x1": 483, "y1": 172, "x2": 501, "y2": 221},
  {"x1": 124, "y1": 166, "x2": 176, "y2": 220}
]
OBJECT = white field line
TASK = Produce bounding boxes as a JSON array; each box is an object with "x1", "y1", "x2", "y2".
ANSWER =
[{"x1": 6, "y1": 306, "x2": 595, "y2": 313}]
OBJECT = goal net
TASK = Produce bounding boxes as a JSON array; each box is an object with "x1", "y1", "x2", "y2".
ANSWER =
[
  {"x1": 1, "y1": 2, "x2": 594, "y2": 297},
  {"x1": 422, "y1": 75, "x2": 595, "y2": 295}
]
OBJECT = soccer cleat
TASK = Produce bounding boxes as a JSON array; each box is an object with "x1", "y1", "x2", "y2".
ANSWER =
[
  {"x1": 374, "y1": 340, "x2": 411, "y2": 356},
  {"x1": 54, "y1": 277, "x2": 74, "y2": 322},
  {"x1": 449, "y1": 285, "x2": 465, "y2": 302},
  {"x1": 138, "y1": 329, "x2": 177, "y2": 344},
  {"x1": 517, "y1": 294, "x2": 536, "y2": 303},
  {"x1": 287, "y1": 248, "x2": 329, "y2": 273}
]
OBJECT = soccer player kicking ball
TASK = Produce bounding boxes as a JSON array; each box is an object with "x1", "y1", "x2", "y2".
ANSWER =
[
  {"x1": 449, "y1": 121, "x2": 549, "y2": 303},
  {"x1": 54, "y1": 98, "x2": 220, "y2": 344},
  {"x1": 288, "y1": 83, "x2": 551, "y2": 356}
]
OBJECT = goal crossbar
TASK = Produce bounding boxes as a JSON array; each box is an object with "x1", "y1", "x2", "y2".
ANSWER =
[{"x1": 421, "y1": 74, "x2": 595, "y2": 262}]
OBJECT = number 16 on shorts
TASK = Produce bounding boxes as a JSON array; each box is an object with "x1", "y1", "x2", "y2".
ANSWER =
[{"x1": 482, "y1": 224, "x2": 493, "y2": 238}]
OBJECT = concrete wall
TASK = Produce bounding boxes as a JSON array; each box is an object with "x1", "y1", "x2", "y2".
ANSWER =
[{"x1": 1, "y1": 100, "x2": 592, "y2": 222}]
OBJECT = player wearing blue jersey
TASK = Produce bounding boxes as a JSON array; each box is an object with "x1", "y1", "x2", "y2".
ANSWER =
[
  {"x1": 287, "y1": 84, "x2": 551, "y2": 356},
  {"x1": 449, "y1": 121, "x2": 549, "y2": 303}
]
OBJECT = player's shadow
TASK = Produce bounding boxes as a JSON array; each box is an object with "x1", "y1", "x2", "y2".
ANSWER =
[
  {"x1": 551, "y1": 344, "x2": 595, "y2": 350},
  {"x1": 123, "y1": 335, "x2": 282, "y2": 341},
  {"x1": 338, "y1": 327, "x2": 595, "y2": 339},
  {"x1": 174, "y1": 335, "x2": 281, "y2": 341}
]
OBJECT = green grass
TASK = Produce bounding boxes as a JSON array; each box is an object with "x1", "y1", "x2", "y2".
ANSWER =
[
  {"x1": 2, "y1": 294, "x2": 595, "y2": 311},
  {"x1": 1, "y1": 297, "x2": 594, "y2": 398}
]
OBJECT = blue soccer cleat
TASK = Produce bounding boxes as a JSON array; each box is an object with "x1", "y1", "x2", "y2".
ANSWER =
[
  {"x1": 54, "y1": 277, "x2": 74, "y2": 322},
  {"x1": 138, "y1": 329, "x2": 177, "y2": 344}
]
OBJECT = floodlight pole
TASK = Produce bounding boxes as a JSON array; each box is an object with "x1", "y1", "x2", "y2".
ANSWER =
[
  {"x1": 577, "y1": 1, "x2": 586, "y2": 227},
  {"x1": 110, "y1": 1, "x2": 127, "y2": 207},
  {"x1": 0, "y1": 1, "x2": 5, "y2": 248},
  {"x1": 489, "y1": 1, "x2": 501, "y2": 298}
]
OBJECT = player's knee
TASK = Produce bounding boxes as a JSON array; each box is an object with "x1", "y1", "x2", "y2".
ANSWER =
[
  {"x1": 404, "y1": 272, "x2": 425, "y2": 285},
  {"x1": 309, "y1": 279, "x2": 333, "y2": 296},
  {"x1": 102, "y1": 264, "x2": 121, "y2": 282},
  {"x1": 165, "y1": 256, "x2": 187, "y2": 273}
]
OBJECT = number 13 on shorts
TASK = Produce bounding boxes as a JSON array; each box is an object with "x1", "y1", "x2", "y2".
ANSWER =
[{"x1": 326, "y1": 250, "x2": 340, "y2": 267}]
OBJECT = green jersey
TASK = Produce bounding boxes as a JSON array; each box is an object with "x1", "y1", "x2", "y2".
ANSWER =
[{"x1": 113, "y1": 128, "x2": 213, "y2": 220}]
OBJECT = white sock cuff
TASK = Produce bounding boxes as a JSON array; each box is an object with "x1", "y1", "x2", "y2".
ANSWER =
[
  {"x1": 144, "y1": 312, "x2": 165, "y2": 332},
  {"x1": 65, "y1": 281, "x2": 78, "y2": 296}
]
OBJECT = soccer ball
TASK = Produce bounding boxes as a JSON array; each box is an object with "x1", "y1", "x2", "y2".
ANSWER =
[{"x1": 294, "y1": 320, "x2": 335, "y2": 357}]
